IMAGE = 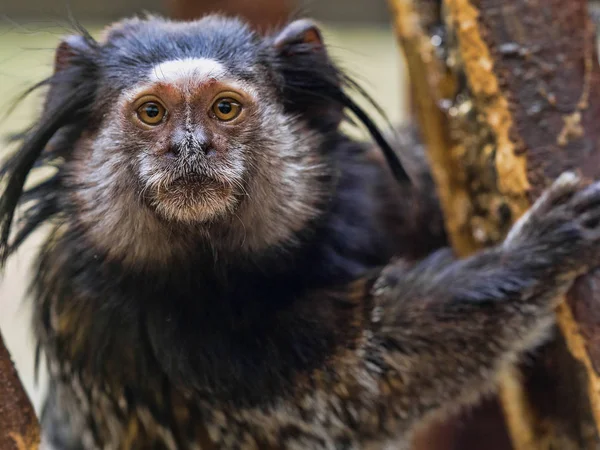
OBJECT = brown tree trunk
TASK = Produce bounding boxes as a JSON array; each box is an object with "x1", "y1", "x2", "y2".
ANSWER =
[
  {"x1": 166, "y1": 0, "x2": 292, "y2": 32},
  {"x1": 389, "y1": 0, "x2": 600, "y2": 449},
  {"x1": 0, "y1": 332, "x2": 39, "y2": 450}
]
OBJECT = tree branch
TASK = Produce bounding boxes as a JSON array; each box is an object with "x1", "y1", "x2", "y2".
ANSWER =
[
  {"x1": 389, "y1": 0, "x2": 600, "y2": 448},
  {"x1": 0, "y1": 332, "x2": 39, "y2": 450}
]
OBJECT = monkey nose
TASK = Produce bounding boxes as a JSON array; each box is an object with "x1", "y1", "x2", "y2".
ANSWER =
[
  {"x1": 168, "y1": 132, "x2": 212, "y2": 157},
  {"x1": 167, "y1": 141, "x2": 212, "y2": 157}
]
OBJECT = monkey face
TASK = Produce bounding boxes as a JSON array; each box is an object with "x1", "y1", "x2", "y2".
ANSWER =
[
  {"x1": 118, "y1": 59, "x2": 262, "y2": 224},
  {"x1": 86, "y1": 52, "x2": 323, "y2": 226},
  {"x1": 60, "y1": 16, "x2": 331, "y2": 263}
]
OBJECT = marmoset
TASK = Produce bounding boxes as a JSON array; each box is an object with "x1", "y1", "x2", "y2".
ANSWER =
[{"x1": 2, "y1": 14, "x2": 600, "y2": 450}]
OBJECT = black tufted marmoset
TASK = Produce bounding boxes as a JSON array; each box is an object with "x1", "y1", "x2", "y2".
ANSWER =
[{"x1": 3, "y1": 14, "x2": 600, "y2": 450}]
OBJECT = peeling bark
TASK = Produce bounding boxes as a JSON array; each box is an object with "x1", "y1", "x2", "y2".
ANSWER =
[
  {"x1": 389, "y1": 0, "x2": 600, "y2": 449},
  {"x1": 0, "y1": 332, "x2": 39, "y2": 450}
]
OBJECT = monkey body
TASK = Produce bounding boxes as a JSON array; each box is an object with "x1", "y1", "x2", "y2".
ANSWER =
[
  {"x1": 37, "y1": 131, "x2": 437, "y2": 450},
  {"x1": 38, "y1": 168, "x2": 600, "y2": 450},
  {"x1": 2, "y1": 14, "x2": 600, "y2": 450}
]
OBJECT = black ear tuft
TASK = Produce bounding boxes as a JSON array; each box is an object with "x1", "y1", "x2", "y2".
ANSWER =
[
  {"x1": 47, "y1": 33, "x2": 97, "y2": 110},
  {"x1": 270, "y1": 20, "x2": 410, "y2": 183},
  {"x1": 273, "y1": 19, "x2": 323, "y2": 51},
  {"x1": 54, "y1": 35, "x2": 91, "y2": 73},
  {"x1": 0, "y1": 30, "x2": 98, "y2": 267},
  {"x1": 270, "y1": 19, "x2": 344, "y2": 132}
]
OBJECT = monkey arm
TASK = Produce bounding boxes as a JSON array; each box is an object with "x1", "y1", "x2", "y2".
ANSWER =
[
  {"x1": 370, "y1": 246, "x2": 561, "y2": 429},
  {"x1": 255, "y1": 236, "x2": 576, "y2": 448},
  {"x1": 361, "y1": 172, "x2": 600, "y2": 435}
]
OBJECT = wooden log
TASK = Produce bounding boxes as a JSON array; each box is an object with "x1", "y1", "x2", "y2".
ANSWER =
[
  {"x1": 0, "y1": 332, "x2": 39, "y2": 450},
  {"x1": 389, "y1": 0, "x2": 600, "y2": 448}
]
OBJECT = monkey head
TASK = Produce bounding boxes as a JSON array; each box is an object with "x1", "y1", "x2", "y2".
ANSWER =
[
  {"x1": 0, "y1": 15, "x2": 403, "y2": 268},
  {"x1": 41, "y1": 16, "x2": 348, "y2": 265}
]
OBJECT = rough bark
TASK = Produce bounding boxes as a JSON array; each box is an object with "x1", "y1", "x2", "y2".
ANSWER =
[
  {"x1": 0, "y1": 332, "x2": 39, "y2": 450},
  {"x1": 389, "y1": 0, "x2": 600, "y2": 449}
]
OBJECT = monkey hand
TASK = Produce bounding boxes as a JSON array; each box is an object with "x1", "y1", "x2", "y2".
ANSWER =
[
  {"x1": 504, "y1": 171, "x2": 600, "y2": 277},
  {"x1": 364, "y1": 172, "x2": 600, "y2": 435}
]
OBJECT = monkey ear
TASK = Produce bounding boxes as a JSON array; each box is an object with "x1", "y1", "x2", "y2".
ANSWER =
[
  {"x1": 54, "y1": 35, "x2": 91, "y2": 73},
  {"x1": 271, "y1": 19, "x2": 342, "y2": 132},
  {"x1": 273, "y1": 19, "x2": 324, "y2": 53}
]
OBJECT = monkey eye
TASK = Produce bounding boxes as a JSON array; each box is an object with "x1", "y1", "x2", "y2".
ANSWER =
[
  {"x1": 211, "y1": 98, "x2": 242, "y2": 122},
  {"x1": 136, "y1": 101, "x2": 167, "y2": 125}
]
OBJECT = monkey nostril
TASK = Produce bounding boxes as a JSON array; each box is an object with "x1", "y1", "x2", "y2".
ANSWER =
[
  {"x1": 166, "y1": 145, "x2": 181, "y2": 158},
  {"x1": 167, "y1": 138, "x2": 212, "y2": 158}
]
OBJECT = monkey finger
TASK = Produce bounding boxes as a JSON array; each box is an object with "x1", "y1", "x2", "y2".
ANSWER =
[
  {"x1": 579, "y1": 207, "x2": 600, "y2": 233},
  {"x1": 527, "y1": 171, "x2": 581, "y2": 219},
  {"x1": 572, "y1": 181, "x2": 600, "y2": 213}
]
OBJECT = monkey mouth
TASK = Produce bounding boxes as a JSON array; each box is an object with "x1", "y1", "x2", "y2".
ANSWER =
[
  {"x1": 166, "y1": 172, "x2": 228, "y2": 194},
  {"x1": 144, "y1": 171, "x2": 237, "y2": 224},
  {"x1": 171, "y1": 172, "x2": 209, "y2": 186}
]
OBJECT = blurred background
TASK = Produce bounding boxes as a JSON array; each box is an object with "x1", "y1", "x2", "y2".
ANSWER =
[
  {"x1": 2, "y1": 0, "x2": 395, "y2": 25},
  {"x1": 0, "y1": 0, "x2": 409, "y2": 415}
]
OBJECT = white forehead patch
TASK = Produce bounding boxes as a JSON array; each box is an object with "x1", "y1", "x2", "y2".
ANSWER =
[{"x1": 149, "y1": 58, "x2": 226, "y2": 84}]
